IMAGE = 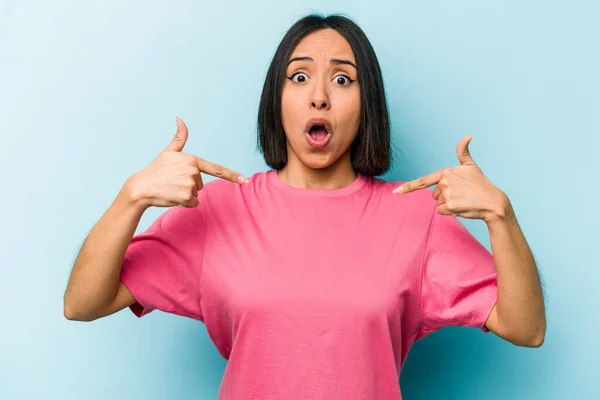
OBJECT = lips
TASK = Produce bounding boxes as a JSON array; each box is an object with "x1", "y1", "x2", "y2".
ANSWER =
[
  {"x1": 305, "y1": 118, "x2": 332, "y2": 149},
  {"x1": 304, "y1": 118, "x2": 332, "y2": 135}
]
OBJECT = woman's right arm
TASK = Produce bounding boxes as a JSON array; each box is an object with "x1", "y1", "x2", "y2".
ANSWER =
[
  {"x1": 63, "y1": 177, "x2": 148, "y2": 322},
  {"x1": 63, "y1": 117, "x2": 247, "y2": 322}
]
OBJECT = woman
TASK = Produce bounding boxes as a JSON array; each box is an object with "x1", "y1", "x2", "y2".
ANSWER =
[{"x1": 63, "y1": 14, "x2": 546, "y2": 400}]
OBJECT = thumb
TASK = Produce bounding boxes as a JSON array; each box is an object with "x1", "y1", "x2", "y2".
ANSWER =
[
  {"x1": 456, "y1": 134, "x2": 476, "y2": 165},
  {"x1": 163, "y1": 117, "x2": 188, "y2": 152}
]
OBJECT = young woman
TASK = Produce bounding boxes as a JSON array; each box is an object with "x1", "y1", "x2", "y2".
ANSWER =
[{"x1": 64, "y1": 14, "x2": 546, "y2": 400}]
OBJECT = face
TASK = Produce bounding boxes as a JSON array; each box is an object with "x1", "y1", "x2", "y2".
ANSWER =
[{"x1": 281, "y1": 29, "x2": 361, "y2": 171}]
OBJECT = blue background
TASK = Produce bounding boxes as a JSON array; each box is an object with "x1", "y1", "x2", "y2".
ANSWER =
[{"x1": 1, "y1": 1, "x2": 598, "y2": 398}]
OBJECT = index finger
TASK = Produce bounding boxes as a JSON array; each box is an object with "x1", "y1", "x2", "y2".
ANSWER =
[
  {"x1": 195, "y1": 156, "x2": 248, "y2": 184},
  {"x1": 392, "y1": 170, "x2": 441, "y2": 194}
]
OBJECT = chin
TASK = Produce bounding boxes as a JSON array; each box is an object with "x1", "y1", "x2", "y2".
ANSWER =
[{"x1": 299, "y1": 153, "x2": 340, "y2": 170}]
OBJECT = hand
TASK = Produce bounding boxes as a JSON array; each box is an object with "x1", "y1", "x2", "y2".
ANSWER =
[
  {"x1": 126, "y1": 117, "x2": 248, "y2": 209},
  {"x1": 392, "y1": 135, "x2": 509, "y2": 222}
]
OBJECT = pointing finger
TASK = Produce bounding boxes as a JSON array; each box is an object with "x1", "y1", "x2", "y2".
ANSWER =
[
  {"x1": 393, "y1": 170, "x2": 442, "y2": 194},
  {"x1": 194, "y1": 156, "x2": 248, "y2": 184}
]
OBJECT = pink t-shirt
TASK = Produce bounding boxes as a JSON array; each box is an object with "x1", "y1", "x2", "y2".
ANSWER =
[{"x1": 120, "y1": 169, "x2": 497, "y2": 399}]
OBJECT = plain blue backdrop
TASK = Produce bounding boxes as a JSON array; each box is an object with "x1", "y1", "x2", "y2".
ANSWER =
[{"x1": 1, "y1": 1, "x2": 598, "y2": 399}]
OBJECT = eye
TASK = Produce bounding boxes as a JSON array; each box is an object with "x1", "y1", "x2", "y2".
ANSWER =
[
  {"x1": 288, "y1": 72, "x2": 309, "y2": 83},
  {"x1": 333, "y1": 74, "x2": 355, "y2": 86}
]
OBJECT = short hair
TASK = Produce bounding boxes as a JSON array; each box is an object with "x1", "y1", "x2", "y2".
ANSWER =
[{"x1": 256, "y1": 13, "x2": 392, "y2": 176}]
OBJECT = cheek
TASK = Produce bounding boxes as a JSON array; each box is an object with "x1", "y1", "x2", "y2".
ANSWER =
[
  {"x1": 336, "y1": 90, "x2": 361, "y2": 130},
  {"x1": 281, "y1": 89, "x2": 302, "y2": 128}
]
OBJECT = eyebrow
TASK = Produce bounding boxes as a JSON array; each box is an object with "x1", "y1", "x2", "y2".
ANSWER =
[{"x1": 287, "y1": 56, "x2": 357, "y2": 70}]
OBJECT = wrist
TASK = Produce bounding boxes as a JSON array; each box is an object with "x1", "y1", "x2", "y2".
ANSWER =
[
  {"x1": 122, "y1": 174, "x2": 151, "y2": 212},
  {"x1": 484, "y1": 192, "x2": 515, "y2": 225}
]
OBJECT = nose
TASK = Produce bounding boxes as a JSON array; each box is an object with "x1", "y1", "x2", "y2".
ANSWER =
[
  {"x1": 311, "y1": 100, "x2": 329, "y2": 110},
  {"x1": 310, "y1": 81, "x2": 330, "y2": 111}
]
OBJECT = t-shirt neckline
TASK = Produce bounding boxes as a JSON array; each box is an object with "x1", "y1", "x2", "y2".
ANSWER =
[{"x1": 267, "y1": 169, "x2": 368, "y2": 197}]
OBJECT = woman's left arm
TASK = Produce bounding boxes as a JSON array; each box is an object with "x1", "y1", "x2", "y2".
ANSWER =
[
  {"x1": 482, "y1": 197, "x2": 546, "y2": 347},
  {"x1": 393, "y1": 135, "x2": 546, "y2": 347}
]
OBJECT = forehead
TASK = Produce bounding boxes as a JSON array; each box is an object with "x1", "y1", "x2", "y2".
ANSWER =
[{"x1": 290, "y1": 29, "x2": 355, "y2": 61}]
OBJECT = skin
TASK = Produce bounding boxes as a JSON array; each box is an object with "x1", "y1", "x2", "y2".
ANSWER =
[{"x1": 278, "y1": 28, "x2": 361, "y2": 190}]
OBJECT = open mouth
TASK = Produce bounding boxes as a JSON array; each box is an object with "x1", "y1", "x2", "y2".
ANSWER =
[
  {"x1": 305, "y1": 118, "x2": 332, "y2": 148},
  {"x1": 308, "y1": 124, "x2": 329, "y2": 141}
]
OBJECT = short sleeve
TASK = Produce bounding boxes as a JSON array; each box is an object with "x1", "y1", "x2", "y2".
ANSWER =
[
  {"x1": 418, "y1": 206, "x2": 498, "y2": 337},
  {"x1": 119, "y1": 196, "x2": 207, "y2": 320}
]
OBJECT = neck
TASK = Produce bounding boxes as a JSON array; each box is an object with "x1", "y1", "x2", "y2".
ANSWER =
[{"x1": 277, "y1": 150, "x2": 357, "y2": 190}]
